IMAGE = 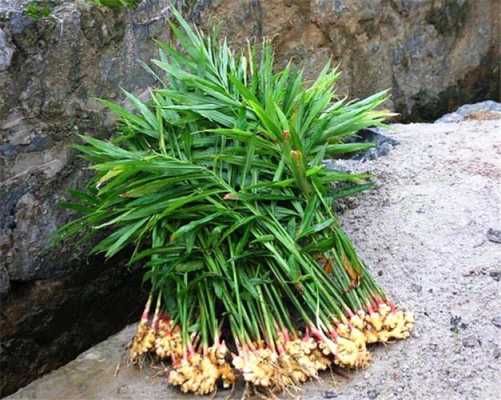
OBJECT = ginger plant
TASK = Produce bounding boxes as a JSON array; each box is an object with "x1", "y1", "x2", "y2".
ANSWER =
[{"x1": 59, "y1": 7, "x2": 413, "y2": 396}]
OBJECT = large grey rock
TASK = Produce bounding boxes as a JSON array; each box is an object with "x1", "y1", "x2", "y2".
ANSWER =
[
  {"x1": 0, "y1": 257, "x2": 146, "y2": 397},
  {"x1": 0, "y1": 0, "x2": 174, "y2": 396},
  {"x1": 0, "y1": 0, "x2": 177, "y2": 283},
  {"x1": 436, "y1": 100, "x2": 501, "y2": 122}
]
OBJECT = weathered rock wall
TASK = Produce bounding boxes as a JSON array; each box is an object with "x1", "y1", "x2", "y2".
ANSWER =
[
  {"x1": 0, "y1": 0, "x2": 174, "y2": 395},
  {"x1": 0, "y1": 0, "x2": 499, "y2": 396},
  {"x1": 199, "y1": 0, "x2": 500, "y2": 120},
  {"x1": 1, "y1": 0, "x2": 175, "y2": 289}
]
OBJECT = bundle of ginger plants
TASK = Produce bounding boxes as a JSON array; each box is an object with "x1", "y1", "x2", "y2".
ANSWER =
[{"x1": 59, "y1": 8, "x2": 413, "y2": 396}]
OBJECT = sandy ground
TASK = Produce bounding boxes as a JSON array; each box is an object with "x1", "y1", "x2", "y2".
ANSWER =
[{"x1": 6, "y1": 119, "x2": 501, "y2": 400}]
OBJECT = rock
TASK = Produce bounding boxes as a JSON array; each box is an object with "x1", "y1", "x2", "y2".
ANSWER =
[
  {"x1": 436, "y1": 101, "x2": 501, "y2": 123},
  {"x1": 0, "y1": 259, "x2": 146, "y2": 397},
  {"x1": 350, "y1": 127, "x2": 399, "y2": 161},
  {"x1": 2, "y1": 325, "x2": 157, "y2": 400},
  {"x1": 378, "y1": 142, "x2": 393, "y2": 157},
  {"x1": 467, "y1": 111, "x2": 501, "y2": 121},
  {"x1": 486, "y1": 228, "x2": 501, "y2": 244},
  {"x1": 492, "y1": 316, "x2": 501, "y2": 329},
  {"x1": 0, "y1": 28, "x2": 14, "y2": 71},
  {"x1": 411, "y1": 283, "x2": 423, "y2": 293},
  {"x1": 456, "y1": 100, "x2": 501, "y2": 115},
  {"x1": 450, "y1": 315, "x2": 467, "y2": 333},
  {"x1": 0, "y1": 143, "x2": 16, "y2": 158},
  {"x1": 435, "y1": 112, "x2": 464, "y2": 123},
  {"x1": 462, "y1": 335, "x2": 479, "y2": 348},
  {"x1": 367, "y1": 389, "x2": 380, "y2": 399},
  {"x1": 324, "y1": 159, "x2": 361, "y2": 173},
  {"x1": 7, "y1": 12, "x2": 34, "y2": 35},
  {"x1": 0, "y1": 265, "x2": 10, "y2": 296},
  {"x1": 323, "y1": 389, "x2": 338, "y2": 398},
  {"x1": 0, "y1": 0, "x2": 175, "y2": 396},
  {"x1": 0, "y1": 0, "x2": 180, "y2": 285},
  {"x1": 488, "y1": 271, "x2": 501, "y2": 282},
  {"x1": 493, "y1": 346, "x2": 501, "y2": 359}
]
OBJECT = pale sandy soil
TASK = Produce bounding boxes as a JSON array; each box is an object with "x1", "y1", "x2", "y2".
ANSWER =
[{"x1": 6, "y1": 119, "x2": 501, "y2": 400}]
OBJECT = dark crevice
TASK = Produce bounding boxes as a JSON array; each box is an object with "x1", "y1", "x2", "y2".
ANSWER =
[{"x1": 0, "y1": 257, "x2": 147, "y2": 397}]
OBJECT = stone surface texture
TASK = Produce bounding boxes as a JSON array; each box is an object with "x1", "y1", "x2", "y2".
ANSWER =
[
  {"x1": 0, "y1": 0, "x2": 500, "y2": 396},
  {"x1": 201, "y1": 0, "x2": 500, "y2": 120},
  {"x1": 6, "y1": 118, "x2": 501, "y2": 399}
]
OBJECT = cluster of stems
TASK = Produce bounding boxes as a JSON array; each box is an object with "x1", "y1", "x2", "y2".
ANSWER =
[
  {"x1": 128, "y1": 195, "x2": 414, "y2": 395},
  {"x1": 129, "y1": 240, "x2": 414, "y2": 394}
]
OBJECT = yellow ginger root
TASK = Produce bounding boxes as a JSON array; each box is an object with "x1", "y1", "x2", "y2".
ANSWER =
[
  {"x1": 154, "y1": 318, "x2": 172, "y2": 359},
  {"x1": 334, "y1": 336, "x2": 371, "y2": 369},
  {"x1": 308, "y1": 347, "x2": 331, "y2": 371},
  {"x1": 336, "y1": 323, "x2": 366, "y2": 348},
  {"x1": 383, "y1": 311, "x2": 399, "y2": 330},
  {"x1": 316, "y1": 327, "x2": 371, "y2": 369},
  {"x1": 208, "y1": 343, "x2": 236, "y2": 388},
  {"x1": 251, "y1": 349, "x2": 279, "y2": 387},
  {"x1": 155, "y1": 320, "x2": 183, "y2": 360},
  {"x1": 130, "y1": 323, "x2": 156, "y2": 364},
  {"x1": 363, "y1": 303, "x2": 414, "y2": 343},
  {"x1": 301, "y1": 337, "x2": 318, "y2": 355},
  {"x1": 282, "y1": 341, "x2": 310, "y2": 378},
  {"x1": 169, "y1": 346, "x2": 236, "y2": 395},
  {"x1": 290, "y1": 338, "x2": 330, "y2": 374},
  {"x1": 367, "y1": 311, "x2": 384, "y2": 332},
  {"x1": 363, "y1": 326, "x2": 380, "y2": 344},
  {"x1": 207, "y1": 343, "x2": 227, "y2": 366},
  {"x1": 233, "y1": 348, "x2": 279, "y2": 388},
  {"x1": 276, "y1": 339, "x2": 322, "y2": 386},
  {"x1": 379, "y1": 303, "x2": 391, "y2": 318},
  {"x1": 198, "y1": 357, "x2": 220, "y2": 394},
  {"x1": 318, "y1": 337, "x2": 335, "y2": 357},
  {"x1": 335, "y1": 323, "x2": 371, "y2": 368},
  {"x1": 168, "y1": 361, "x2": 196, "y2": 393},
  {"x1": 348, "y1": 326, "x2": 367, "y2": 349},
  {"x1": 350, "y1": 312, "x2": 366, "y2": 331},
  {"x1": 169, "y1": 354, "x2": 205, "y2": 394},
  {"x1": 218, "y1": 362, "x2": 236, "y2": 388},
  {"x1": 280, "y1": 353, "x2": 309, "y2": 385},
  {"x1": 386, "y1": 311, "x2": 414, "y2": 340},
  {"x1": 129, "y1": 296, "x2": 156, "y2": 365}
]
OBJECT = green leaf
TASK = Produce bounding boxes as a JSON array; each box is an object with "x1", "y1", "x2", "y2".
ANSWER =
[
  {"x1": 95, "y1": 218, "x2": 148, "y2": 258},
  {"x1": 175, "y1": 260, "x2": 204, "y2": 272},
  {"x1": 170, "y1": 213, "x2": 223, "y2": 241}
]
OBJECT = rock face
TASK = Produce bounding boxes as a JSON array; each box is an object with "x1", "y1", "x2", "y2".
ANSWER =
[
  {"x1": 0, "y1": 0, "x2": 499, "y2": 396},
  {"x1": 0, "y1": 0, "x2": 172, "y2": 396},
  {"x1": 200, "y1": 0, "x2": 500, "y2": 121},
  {"x1": 0, "y1": 0, "x2": 174, "y2": 288}
]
